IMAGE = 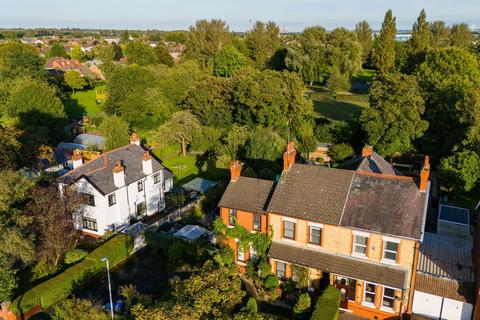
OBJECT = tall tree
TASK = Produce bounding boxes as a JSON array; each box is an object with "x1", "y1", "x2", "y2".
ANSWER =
[
  {"x1": 0, "y1": 125, "x2": 21, "y2": 168},
  {"x1": 430, "y1": 21, "x2": 450, "y2": 49},
  {"x1": 212, "y1": 45, "x2": 246, "y2": 77},
  {"x1": 372, "y1": 10, "x2": 397, "y2": 73},
  {"x1": 47, "y1": 42, "x2": 68, "y2": 58},
  {"x1": 98, "y1": 115, "x2": 130, "y2": 150},
  {"x1": 155, "y1": 44, "x2": 174, "y2": 67},
  {"x1": 360, "y1": 71, "x2": 428, "y2": 156},
  {"x1": 355, "y1": 21, "x2": 373, "y2": 65},
  {"x1": 95, "y1": 42, "x2": 122, "y2": 62},
  {"x1": 187, "y1": 19, "x2": 230, "y2": 68},
  {"x1": 70, "y1": 45, "x2": 86, "y2": 61},
  {"x1": 64, "y1": 70, "x2": 86, "y2": 93},
  {"x1": 439, "y1": 150, "x2": 480, "y2": 192},
  {"x1": 124, "y1": 41, "x2": 159, "y2": 66},
  {"x1": 416, "y1": 47, "x2": 480, "y2": 156},
  {"x1": 121, "y1": 30, "x2": 130, "y2": 43},
  {"x1": 285, "y1": 26, "x2": 328, "y2": 86},
  {"x1": 246, "y1": 21, "x2": 282, "y2": 68},
  {"x1": 449, "y1": 23, "x2": 474, "y2": 49},
  {"x1": 0, "y1": 42, "x2": 44, "y2": 79},
  {"x1": 154, "y1": 111, "x2": 201, "y2": 156},
  {"x1": 411, "y1": 10, "x2": 431, "y2": 56}
]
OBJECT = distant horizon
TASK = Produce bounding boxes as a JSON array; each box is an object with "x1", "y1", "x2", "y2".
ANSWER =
[{"x1": 2, "y1": 0, "x2": 479, "y2": 32}]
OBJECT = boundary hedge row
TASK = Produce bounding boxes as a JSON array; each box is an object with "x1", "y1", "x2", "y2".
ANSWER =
[{"x1": 12, "y1": 234, "x2": 134, "y2": 314}]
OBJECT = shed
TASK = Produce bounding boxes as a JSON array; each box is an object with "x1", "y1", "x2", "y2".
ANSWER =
[
  {"x1": 182, "y1": 178, "x2": 217, "y2": 193},
  {"x1": 437, "y1": 205, "x2": 471, "y2": 240},
  {"x1": 173, "y1": 225, "x2": 207, "y2": 241}
]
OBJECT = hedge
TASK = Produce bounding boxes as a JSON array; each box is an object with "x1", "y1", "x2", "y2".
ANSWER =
[
  {"x1": 12, "y1": 234, "x2": 134, "y2": 314},
  {"x1": 310, "y1": 286, "x2": 340, "y2": 320}
]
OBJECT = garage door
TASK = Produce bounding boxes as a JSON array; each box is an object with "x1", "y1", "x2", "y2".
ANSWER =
[{"x1": 413, "y1": 291, "x2": 473, "y2": 320}]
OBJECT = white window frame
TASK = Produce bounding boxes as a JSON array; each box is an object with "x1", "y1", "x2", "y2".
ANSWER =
[
  {"x1": 237, "y1": 246, "x2": 245, "y2": 262},
  {"x1": 283, "y1": 220, "x2": 296, "y2": 240},
  {"x1": 381, "y1": 286, "x2": 396, "y2": 312},
  {"x1": 309, "y1": 226, "x2": 322, "y2": 245},
  {"x1": 108, "y1": 193, "x2": 116, "y2": 207},
  {"x1": 382, "y1": 239, "x2": 399, "y2": 263},
  {"x1": 276, "y1": 260, "x2": 286, "y2": 278},
  {"x1": 249, "y1": 243, "x2": 257, "y2": 261},
  {"x1": 353, "y1": 234, "x2": 369, "y2": 256},
  {"x1": 363, "y1": 282, "x2": 376, "y2": 308}
]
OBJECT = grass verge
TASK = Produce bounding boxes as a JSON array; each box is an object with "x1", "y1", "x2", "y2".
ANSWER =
[{"x1": 311, "y1": 286, "x2": 340, "y2": 320}]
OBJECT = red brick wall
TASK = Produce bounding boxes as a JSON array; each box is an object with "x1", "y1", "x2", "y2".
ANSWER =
[{"x1": 220, "y1": 207, "x2": 267, "y2": 233}]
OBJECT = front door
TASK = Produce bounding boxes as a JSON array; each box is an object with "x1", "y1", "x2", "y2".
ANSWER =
[{"x1": 335, "y1": 277, "x2": 356, "y2": 310}]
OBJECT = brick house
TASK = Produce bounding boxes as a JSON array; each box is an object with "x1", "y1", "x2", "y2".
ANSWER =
[{"x1": 217, "y1": 144, "x2": 430, "y2": 319}]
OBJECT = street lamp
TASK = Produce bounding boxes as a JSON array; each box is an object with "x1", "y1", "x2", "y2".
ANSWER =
[{"x1": 101, "y1": 256, "x2": 114, "y2": 320}]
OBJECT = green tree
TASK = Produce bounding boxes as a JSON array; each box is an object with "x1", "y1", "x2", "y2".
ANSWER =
[
  {"x1": 64, "y1": 70, "x2": 86, "y2": 93},
  {"x1": 430, "y1": 21, "x2": 450, "y2": 49},
  {"x1": 0, "y1": 125, "x2": 21, "y2": 168},
  {"x1": 121, "y1": 30, "x2": 130, "y2": 43},
  {"x1": 411, "y1": 10, "x2": 431, "y2": 55},
  {"x1": 213, "y1": 45, "x2": 246, "y2": 77},
  {"x1": 416, "y1": 47, "x2": 480, "y2": 156},
  {"x1": 286, "y1": 26, "x2": 328, "y2": 86},
  {"x1": 0, "y1": 42, "x2": 45, "y2": 79},
  {"x1": 449, "y1": 23, "x2": 474, "y2": 49},
  {"x1": 293, "y1": 292, "x2": 311, "y2": 320},
  {"x1": 246, "y1": 127, "x2": 286, "y2": 161},
  {"x1": 355, "y1": 21, "x2": 373, "y2": 65},
  {"x1": 328, "y1": 143, "x2": 354, "y2": 163},
  {"x1": 95, "y1": 42, "x2": 122, "y2": 62},
  {"x1": 48, "y1": 42, "x2": 68, "y2": 58},
  {"x1": 372, "y1": 9, "x2": 397, "y2": 73},
  {"x1": 98, "y1": 115, "x2": 130, "y2": 150},
  {"x1": 187, "y1": 19, "x2": 230, "y2": 68},
  {"x1": 52, "y1": 298, "x2": 109, "y2": 320},
  {"x1": 124, "y1": 41, "x2": 159, "y2": 66},
  {"x1": 154, "y1": 111, "x2": 201, "y2": 156},
  {"x1": 246, "y1": 21, "x2": 282, "y2": 68},
  {"x1": 360, "y1": 72, "x2": 428, "y2": 156},
  {"x1": 439, "y1": 150, "x2": 480, "y2": 192},
  {"x1": 70, "y1": 45, "x2": 86, "y2": 61},
  {"x1": 224, "y1": 124, "x2": 251, "y2": 158},
  {"x1": 155, "y1": 44, "x2": 174, "y2": 67}
]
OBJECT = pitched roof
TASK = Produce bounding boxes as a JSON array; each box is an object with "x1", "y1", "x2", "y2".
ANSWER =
[
  {"x1": 267, "y1": 164, "x2": 354, "y2": 225},
  {"x1": 218, "y1": 176, "x2": 275, "y2": 214},
  {"x1": 269, "y1": 241, "x2": 408, "y2": 289},
  {"x1": 415, "y1": 273, "x2": 475, "y2": 303},
  {"x1": 340, "y1": 173, "x2": 427, "y2": 240},
  {"x1": 342, "y1": 151, "x2": 403, "y2": 176},
  {"x1": 58, "y1": 144, "x2": 168, "y2": 195}
]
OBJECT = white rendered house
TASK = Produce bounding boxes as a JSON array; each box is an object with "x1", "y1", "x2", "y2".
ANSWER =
[{"x1": 58, "y1": 138, "x2": 173, "y2": 237}]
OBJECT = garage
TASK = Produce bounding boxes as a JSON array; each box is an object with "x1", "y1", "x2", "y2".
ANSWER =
[{"x1": 413, "y1": 290, "x2": 473, "y2": 320}]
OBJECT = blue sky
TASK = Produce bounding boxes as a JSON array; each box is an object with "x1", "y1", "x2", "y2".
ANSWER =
[{"x1": 2, "y1": 0, "x2": 479, "y2": 31}]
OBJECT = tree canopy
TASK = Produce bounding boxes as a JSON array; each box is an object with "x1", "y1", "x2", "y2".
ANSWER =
[
  {"x1": 372, "y1": 10, "x2": 397, "y2": 73},
  {"x1": 187, "y1": 19, "x2": 230, "y2": 68},
  {"x1": 0, "y1": 42, "x2": 45, "y2": 80}
]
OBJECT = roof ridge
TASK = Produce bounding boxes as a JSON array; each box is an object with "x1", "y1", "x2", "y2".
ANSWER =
[{"x1": 355, "y1": 170, "x2": 414, "y2": 182}]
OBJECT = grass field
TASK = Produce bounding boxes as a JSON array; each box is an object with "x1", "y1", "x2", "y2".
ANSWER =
[
  {"x1": 352, "y1": 68, "x2": 375, "y2": 83},
  {"x1": 313, "y1": 99, "x2": 368, "y2": 121},
  {"x1": 64, "y1": 86, "x2": 105, "y2": 119}
]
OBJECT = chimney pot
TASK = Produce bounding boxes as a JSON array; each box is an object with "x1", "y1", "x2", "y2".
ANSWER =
[
  {"x1": 362, "y1": 145, "x2": 374, "y2": 157},
  {"x1": 72, "y1": 149, "x2": 83, "y2": 169},
  {"x1": 130, "y1": 132, "x2": 140, "y2": 146},
  {"x1": 230, "y1": 160, "x2": 243, "y2": 181},
  {"x1": 420, "y1": 155, "x2": 430, "y2": 192}
]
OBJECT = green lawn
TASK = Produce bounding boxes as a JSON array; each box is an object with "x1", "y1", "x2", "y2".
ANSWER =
[
  {"x1": 313, "y1": 99, "x2": 368, "y2": 121},
  {"x1": 352, "y1": 68, "x2": 376, "y2": 83},
  {"x1": 64, "y1": 86, "x2": 105, "y2": 119}
]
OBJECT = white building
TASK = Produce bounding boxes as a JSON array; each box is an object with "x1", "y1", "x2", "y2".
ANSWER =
[{"x1": 58, "y1": 138, "x2": 173, "y2": 237}]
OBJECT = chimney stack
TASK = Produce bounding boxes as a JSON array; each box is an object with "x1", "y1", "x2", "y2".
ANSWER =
[
  {"x1": 362, "y1": 145, "x2": 373, "y2": 158},
  {"x1": 130, "y1": 132, "x2": 140, "y2": 146},
  {"x1": 230, "y1": 160, "x2": 243, "y2": 182},
  {"x1": 72, "y1": 149, "x2": 83, "y2": 169},
  {"x1": 420, "y1": 155, "x2": 430, "y2": 192},
  {"x1": 113, "y1": 160, "x2": 125, "y2": 188},
  {"x1": 283, "y1": 142, "x2": 296, "y2": 172},
  {"x1": 142, "y1": 151, "x2": 153, "y2": 175}
]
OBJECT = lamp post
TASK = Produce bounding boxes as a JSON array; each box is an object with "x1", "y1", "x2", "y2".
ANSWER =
[{"x1": 101, "y1": 256, "x2": 114, "y2": 320}]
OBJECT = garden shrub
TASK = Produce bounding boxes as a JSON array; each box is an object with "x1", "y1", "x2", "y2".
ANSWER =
[
  {"x1": 310, "y1": 286, "x2": 340, "y2": 320},
  {"x1": 11, "y1": 234, "x2": 133, "y2": 315},
  {"x1": 293, "y1": 292, "x2": 311, "y2": 319},
  {"x1": 264, "y1": 275, "x2": 279, "y2": 290},
  {"x1": 63, "y1": 249, "x2": 88, "y2": 265},
  {"x1": 257, "y1": 259, "x2": 273, "y2": 279},
  {"x1": 246, "y1": 297, "x2": 258, "y2": 314}
]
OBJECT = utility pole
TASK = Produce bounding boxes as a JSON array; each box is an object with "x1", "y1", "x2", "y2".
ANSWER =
[{"x1": 101, "y1": 256, "x2": 114, "y2": 320}]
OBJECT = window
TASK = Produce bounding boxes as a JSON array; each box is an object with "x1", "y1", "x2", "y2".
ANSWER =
[
  {"x1": 250, "y1": 244, "x2": 257, "y2": 261},
  {"x1": 237, "y1": 246, "x2": 245, "y2": 262},
  {"x1": 137, "y1": 180, "x2": 144, "y2": 192},
  {"x1": 253, "y1": 214, "x2": 262, "y2": 231},
  {"x1": 80, "y1": 192, "x2": 95, "y2": 206},
  {"x1": 153, "y1": 172, "x2": 161, "y2": 184},
  {"x1": 382, "y1": 287, "x2": 395, "y2": 310},
  {"x1": 283, "y1": 221, "x2": 295, "y2": 240},
  {"x1": 353, "y1": 235, "x2": 368, "y2": 255},
  {"x1": 108, "y1": 193, "x2": 116, "y2": 206},
  {"x1": 82, "y1": 217, "x2": 97, "y2": 231},
  {"x1": 363, "y1": 282, "x2": 376, "y2": 306},
  {"x1": 136, "y1": 202, "x2": 146, "y2": 218},
  {"x1": 309, "y1": 226, "x2": 322, "y2": 245},
  {"x1": 383, "y1": 241, "x2": 399, "y2": 262},
  {"x1": 276, "y1": 261, "x2": 286, "y2": 279},
  {"x1": 229, "y1": 209, "x2": 236, "y2": 226}
]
